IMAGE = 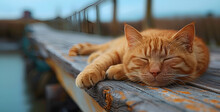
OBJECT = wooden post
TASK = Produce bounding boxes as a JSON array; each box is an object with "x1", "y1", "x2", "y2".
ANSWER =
[
  {"x1": 85, "y1": 10, "x2": 89, "y2": 33},
  {"x1": 112, "y1": 0, "x2": 118, "y2": 36},
  {"x1": 78, "y1": 12, "x2": 81, "y2": 32},
  {"x1": 96, "y1": 5, "x2": 101, "y2": 34},
  {"x1": 73, "y1": 12, "x2": 77, "y2": 31},
  {"x1": 68, "y1": 16, "x2": 72, "y2": 30},
  {"x1": 143, "y1": 0, "x2": 154, "y2": 29},
  {"x1": 83, "y1": 10, "x2": 87, "y2": 33},
  {"x1": 86, "y1": 10, "x2": 90, "y2": 33}
]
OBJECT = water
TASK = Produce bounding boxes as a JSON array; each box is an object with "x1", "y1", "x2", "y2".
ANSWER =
[{"x1": 0, "y1": 52, "x2": 30, "y2": 112}]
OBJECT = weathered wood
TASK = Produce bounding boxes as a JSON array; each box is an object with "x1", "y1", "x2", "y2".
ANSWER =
[
  {"x1": 46, "y1": 58, "x2": 106, "y2": 112},
  {"x1": 189, "y1": 68, "x2": 220, "y2": 93},
  {"x1": 30, "y1": 23, "x2": 220, "y2": 112}
]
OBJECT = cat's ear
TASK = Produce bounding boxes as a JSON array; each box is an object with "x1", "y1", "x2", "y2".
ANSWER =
[
  {"x1": 172, "y1": 22, "x2": 195, "y2": 53},
  {"x1": 124, "y1": 24, "x2": 143, "y2": 48}
]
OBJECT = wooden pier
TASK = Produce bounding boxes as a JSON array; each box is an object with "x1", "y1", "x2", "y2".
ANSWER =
[{"x1": 29, "y1": 23, "x2": 220, "y2": 112}]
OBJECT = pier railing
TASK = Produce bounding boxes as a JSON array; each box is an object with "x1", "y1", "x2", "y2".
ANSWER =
[{"x1": 46, "y1": 0, "x2": 220, "y2": 46}]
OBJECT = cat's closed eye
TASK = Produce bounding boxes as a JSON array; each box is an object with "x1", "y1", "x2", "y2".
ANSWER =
[
  {"x1": 163, "y1": 57, "x2": 180, "y2": 61},
  {"x1": 163, "y1": 57, "x2": 182, "y2": 66},
  {"x1": 139, "y1": 57, "x2": 149, "y2": 62},
  {"x1": 132, "y1": 57, "x2": 149, "y2": 66}
]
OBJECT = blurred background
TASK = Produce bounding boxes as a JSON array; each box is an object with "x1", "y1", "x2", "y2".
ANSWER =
[{"x1": 0, "y1": 0, "x2": 220, "y2": 112}]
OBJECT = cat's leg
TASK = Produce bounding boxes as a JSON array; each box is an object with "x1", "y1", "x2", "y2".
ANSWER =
[
  {"x1": 87, "y1": 51, "x2": 102, "y2": 63},
  {"x1": 106, "y1": 64, "x2": 128, "y2": 80},
  {"x1": 69, "y1": 43, "x2": 99, "y2": 56},
  {"x1": 76, "y1": 50, "x2": 121, "y2": 88},
  {"x1": 69, "y1": 42, "x2": 110, "y2": 56}
]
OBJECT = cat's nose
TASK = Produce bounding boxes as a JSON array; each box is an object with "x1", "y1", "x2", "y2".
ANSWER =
[
  {"x1": 149, "y1": 67, "x2": 161, "y2": 77},
  {"x1": 149, "y1": 62, "x2": 161, "y2": 77},
  {"x1": 150, "y1": 71, "x2": 161, "y2": 77}
]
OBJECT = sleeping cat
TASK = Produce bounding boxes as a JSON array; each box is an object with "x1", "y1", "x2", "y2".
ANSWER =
[{"x1": 69, "y1": 22, "x2": 209, "y2": 88}]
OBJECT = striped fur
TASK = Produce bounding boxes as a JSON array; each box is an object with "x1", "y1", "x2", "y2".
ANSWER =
[{"x1": 69, "y1": 23, "x2": 209, "y2": 88}]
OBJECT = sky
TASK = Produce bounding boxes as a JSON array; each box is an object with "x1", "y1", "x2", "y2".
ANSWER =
[
  {"x1": 0, "y1": 0, "x2": 96, "y2": 20},
  {"x1": 0, "y1": 0, "x2": 220, "y2": 22}
]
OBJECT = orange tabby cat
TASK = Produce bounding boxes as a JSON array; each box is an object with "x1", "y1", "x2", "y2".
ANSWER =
[{"x1": 69, "y1": 22, "x2": 209, "y2": 88}]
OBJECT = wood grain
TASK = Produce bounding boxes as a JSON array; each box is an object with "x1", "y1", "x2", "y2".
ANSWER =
[{"x1": 46, "y1": 58, "x2": 106, "y2": 112}]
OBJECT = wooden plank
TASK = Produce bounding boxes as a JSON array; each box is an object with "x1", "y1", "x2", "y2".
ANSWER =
[
  {"x1": 86, "y1": 80, "x2": 220, "y2": 112},
  {"x1": 46, "y1": 58, "x2": 106, "y2": 112},
  {"x1": 189, "y1": 67, "x2": 220, "y2": 93},
  {"x1": 30, "y1": 23, "x2": 220, "y2": 112}
]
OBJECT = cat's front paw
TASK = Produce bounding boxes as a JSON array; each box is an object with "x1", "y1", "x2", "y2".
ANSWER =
[{"x1": 76, "y1": 69, "x2": 106, "y2": 88}]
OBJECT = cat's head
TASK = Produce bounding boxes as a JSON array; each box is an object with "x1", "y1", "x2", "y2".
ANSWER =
[{"x1": 123, "y1": 23, "x2": 197, "y2": 86}]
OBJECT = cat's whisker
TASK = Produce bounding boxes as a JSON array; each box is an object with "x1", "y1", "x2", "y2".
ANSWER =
[
  {"x1": 172, "y1": 80, "x2": 181, "y2": 87},
  {"x1": 173, "y1": 78, "x2": 187, "y2": 85},
  {"x1": 168, "y1": 80, "x2": 178, "y2": 88},
  {"x1": 121, "y1": 78, "x2": 131, "y2": 82},
  {"x1": 174, "y1": 74, "x2": 189, "y2": 78},
  {"x1": 122, "y1": 74, "x2": 141, "y2": 83}
]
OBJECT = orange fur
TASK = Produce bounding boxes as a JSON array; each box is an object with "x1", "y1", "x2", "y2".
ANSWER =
[{"x1": 69, "y1": 23, "x2": 209, "y2": 88}]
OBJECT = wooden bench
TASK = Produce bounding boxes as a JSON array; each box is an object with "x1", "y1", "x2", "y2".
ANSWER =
[{"x1": 29, "y1": 23, "x2": 220, "y2": 112}]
